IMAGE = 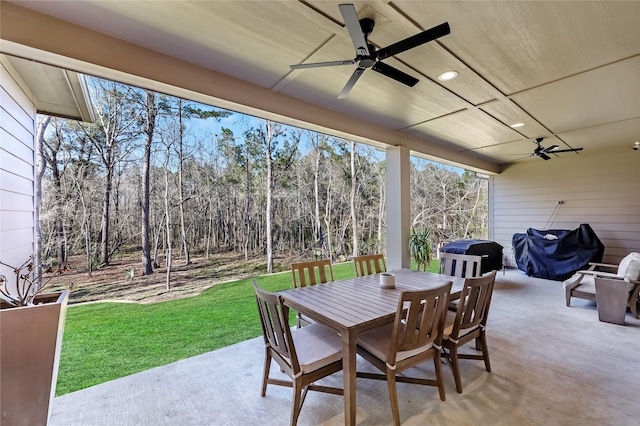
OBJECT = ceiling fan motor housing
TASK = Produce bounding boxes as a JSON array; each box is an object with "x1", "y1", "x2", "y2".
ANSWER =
[
  {"x1": 358, "y1": 44, "x2": 377, "y2": 68},
  {"x1": 359, "y1": 18, "x2": 375, "y2": 36}
]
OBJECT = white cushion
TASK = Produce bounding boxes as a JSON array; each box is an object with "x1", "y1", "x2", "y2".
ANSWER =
[
  {"x1": 442, "y1": 310, "x2": 479, "y2": 340},
  {"x1": 564, "y1": 273, "x2": 595, "y2": 289},
  {"x1": 358, "y1": 323, "x2": 434, "y2": 365},
  {"x1": 572, "y1": 277, "x2": 596, "y2": 294},
  {"x1": 616, "y1": 253, "x2": 640, "y2": 280},
  {"x1": 291, "y1": 322, "x2": 342, "y2": 374}
]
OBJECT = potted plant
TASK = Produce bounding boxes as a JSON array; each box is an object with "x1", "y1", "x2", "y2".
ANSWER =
[
  {"x1": 409, "y1": 227, "x2": 433, "y2": 271},
  {"x1": 1, "y1": 256, "x2": 69, "y2": 425}
]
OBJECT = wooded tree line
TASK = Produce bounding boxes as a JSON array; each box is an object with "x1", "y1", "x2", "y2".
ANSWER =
[{"x1": 36, "y1": 77, "x2": 487, "y2": 282}]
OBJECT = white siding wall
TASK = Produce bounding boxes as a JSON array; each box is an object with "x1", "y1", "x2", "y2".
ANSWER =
[
  {"x1": 0, "y1": 59, "x2": 36, "y2": 285},
  {"x1": 490, "y1": 149, "x2": 640, "y2": 265}
]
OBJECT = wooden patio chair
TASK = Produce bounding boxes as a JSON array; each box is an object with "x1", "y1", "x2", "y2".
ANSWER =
[
  {"x1": 356, "y1": 282, "x2": 452, "y2": 426},
  {"x1": 438, "y1": 252, "x2": 483, "y2": 278},
  {"x1": 564, "y1": 252, "x2": 640, "y2": 319},
  {"x1": 253, "y1": 281, "x2": 343, "y2": 426},
  {"x1": 442, "y1": 270, "x2": 497, "y2": 393},
  {"x1": 291, "y1": 259, "x2": 334, "y2": 288},
  {"x1": 291, "y1": 259, "x2": 334, "y2": 327},
  {"x1": 353, "y1": 253, "x2": 386, "y2": 277}
]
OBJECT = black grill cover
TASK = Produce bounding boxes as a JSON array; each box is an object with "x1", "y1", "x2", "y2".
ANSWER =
[
  {"x1": 440, "y1": 240, "x2": 503, "y2": 274},
  {"x1": 512, "y1": 223, "x2": 604, "y2": 281}
]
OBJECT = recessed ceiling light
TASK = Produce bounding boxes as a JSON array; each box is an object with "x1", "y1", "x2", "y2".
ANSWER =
[
  {"x1": 510, "y1": 122, "x2": 525, "y2": 128},
  {"x1": 438, "y1": 70, "x2": 458, "y2": 81}
]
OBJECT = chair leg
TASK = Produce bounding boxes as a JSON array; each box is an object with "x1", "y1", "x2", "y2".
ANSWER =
[
  {"x1": 261, "y1": 351, "x2": 272, "y2": 396},
  {"x1": 629, "y1": 286, "x2": 640, "y2": 319},
  {"x1": 447, "y1": 345, "x2": 463, "y2": 394},
  {"x1": 290, "y1": 381, "x2": 303, "y2": 426},
  {"x1": 434, "y1": 352, "x2": 446, "y2": 401},
  {"x1": 478, "y1": 332, "x2": 492, "y2": 372},
  {"x1": 565, "y1": 289, "x2": 572, "y2": 307},
  {"x1": 386, "y1": 369, "x2": 401, "y2": 426}
]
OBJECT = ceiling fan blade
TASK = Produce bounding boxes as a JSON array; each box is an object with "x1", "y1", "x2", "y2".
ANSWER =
[
  {"x1": 538, "y1": 153, "x2": 551, "y2": 160},
  {"x1": 377, "y1": 22, "x2": 450, "y2": 60},
  {"x1": 542, "y1": 144, "x2": 559, "y2": 153},
  {"x1": 290, "y1": 59, "x2": 356, "y2": 70},
  {"x1": 339, "y1": 3, "x2": 370, "y2": 56},
  {"x1": 338, "y1": 67, "x2": 366, "y2": 99},
  {"x1": 512, "y1": 154, "x2": 535, "y2": 161},
  {"x1": 550, "y1": 147, "x2": 584, "y2": 153},
  {"x1": 372, "y1": 62, "x2": 419, "y2": 87}
]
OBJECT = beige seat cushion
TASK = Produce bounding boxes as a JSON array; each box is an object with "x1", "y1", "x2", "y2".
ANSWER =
[
  {"x1": 291, "y1": 322, "x2": 342, "y2": 374},
  {"x1": 570, "y1": 277, "x2": 596, "y2": 294},
  {"x1": 358, "y1": 323, "x2": 434, "y2": 365},
  {"x1": 442, "y1": 310, "x2": 479, "y2": 341}
]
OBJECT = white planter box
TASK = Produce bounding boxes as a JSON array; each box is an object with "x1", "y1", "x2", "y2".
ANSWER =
[{"x1": 1, "y1": 291, "x2": 69, "y2": 425}]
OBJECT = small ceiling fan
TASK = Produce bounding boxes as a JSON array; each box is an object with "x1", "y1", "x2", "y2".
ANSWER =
[
  {"x1": 517, "y1": 137, "x2": 584, "y2": 161},
  {"x1": 290, "y1": 3, "x2": 450, "y2": 99}
]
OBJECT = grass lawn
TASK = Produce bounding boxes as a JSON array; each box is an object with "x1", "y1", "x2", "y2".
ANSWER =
[{"x1": 56, "y1": 260, "x2": 437, "y2": 396}]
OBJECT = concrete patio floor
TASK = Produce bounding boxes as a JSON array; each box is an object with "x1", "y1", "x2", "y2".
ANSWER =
[{"x1": 50, "y1": 270, "x2": 640, "y2": 425}]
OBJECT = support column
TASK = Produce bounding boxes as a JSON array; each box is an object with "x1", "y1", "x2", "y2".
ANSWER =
[{"x1": 386, "y1": 146, "x2": 411, "y2": 270}]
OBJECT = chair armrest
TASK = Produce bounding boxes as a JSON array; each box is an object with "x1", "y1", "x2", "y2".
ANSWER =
[
  {"x1": 588, "y1": 262, "x2": 618, "y2": 271},
  {"x1": 577, "y1": 270, "x2": 618, "y2": 279}
]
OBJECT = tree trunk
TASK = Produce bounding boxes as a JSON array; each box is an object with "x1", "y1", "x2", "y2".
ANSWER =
[
  {"x1": 34, "y1": 116, "x2": 51, "y2": 282},
  {"x1": 51, "y1": 157, "x2": 66, "y2": 265},
  {"x1": 377, "y1": 177, "x2": 385, "y2": 252},
  {"x1": 206, "y1": 194, "x2": 213, "y2": 258},
  {"x1": 164, "y1": 159, "x2": 172, "y2": 290},
  {"x1": 324, "y1": 170, "x2": 333, "y2": 262},
  {"x1": 177, "y1": 99, "x2": 191, "y2": 265},
  {"x1": 244, "y1": 153, "x2": 251, "y2": 260},
  {"x1": 314, "y1": 149, "x2": 322, "y2": 253},
  {"x1": 265, "y1": 122, "x2": 274, "y2": 274},
  {"x1": 141, "y1": 91, "x2": 156, "y2": 275},
  {"x1": 350, "y1": 140, "x2": 359, "y2": 258},
  {"x1": 99, "y1": 152, "x2": 113, "y2": 266}
]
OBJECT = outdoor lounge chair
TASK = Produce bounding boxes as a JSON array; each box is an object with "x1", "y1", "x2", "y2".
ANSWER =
[{"x1": 563, "y1": 252, "x2": 640, "y2": 321}]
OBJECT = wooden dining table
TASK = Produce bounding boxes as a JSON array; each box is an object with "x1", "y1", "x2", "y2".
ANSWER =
[{"x1": 278, "y1": 268, "x2": 465, "y2": 426}]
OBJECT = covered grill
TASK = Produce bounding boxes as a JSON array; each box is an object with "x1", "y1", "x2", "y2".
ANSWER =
[{"x1": 439, "y1": 240, "x2": 504, "y2": 275}]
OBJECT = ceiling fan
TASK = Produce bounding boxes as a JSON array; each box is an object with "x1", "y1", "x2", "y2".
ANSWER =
[
  {"x1": 518, "y1": 137, "x2": 584, "y2": 160},
  {"x1": 290, "y1": 3, "x2": 450, "y2": 99}
]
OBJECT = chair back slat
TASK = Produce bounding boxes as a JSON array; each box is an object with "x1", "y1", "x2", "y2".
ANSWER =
[
  {"x1": 388, "y1": 282, "x2": 451, "y2": 360},
  {"x1": 450, "y1": 271, "x2": 497, "y2": 339},
  {"x1": 291, "y1": 259, "x2": 334, "y2": 288},
  {"x1": 353, "y1": 254, "x2": 387, "y2": 277},
  {"x1": 253, "y1": 281, "x2": 299, "y2": 372},
  {"x1": 439, "y1": 252, "x2": 483, "y2": 278}
]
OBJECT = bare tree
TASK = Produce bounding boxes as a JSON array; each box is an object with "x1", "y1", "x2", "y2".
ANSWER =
[
  {"x1": 350, "y1": 139, "x2": 359, "y2": 258},
  {"x1": 41, "y1": 119, "x2": 69, "y2": 265},
  {"x1": 35, "y1": 80, "x2": 488, "y2": 280},
  {"x1": 87, "y1": 79, "x2": 140, "y2": 266},
  {"x1": 140, "y1": 90, "x2": 157, "y2": 275},
  {"x1": 34, "y1": 115, "x2": 51, "y2": 278}
]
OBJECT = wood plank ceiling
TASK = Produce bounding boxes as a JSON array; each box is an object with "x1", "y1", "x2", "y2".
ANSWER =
[{"x1": 4, "y1": 1, "x2": 640, "y2": 171}]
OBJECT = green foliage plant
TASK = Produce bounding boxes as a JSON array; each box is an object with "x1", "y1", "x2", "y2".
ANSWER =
[{"x1": 408, "y1": 227, "x2": 432, "y2": 271}]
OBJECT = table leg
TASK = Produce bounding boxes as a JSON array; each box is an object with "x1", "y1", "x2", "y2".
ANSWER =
[{"x1": 342, "y1": 327, "x2": 357, "y2": 426}]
